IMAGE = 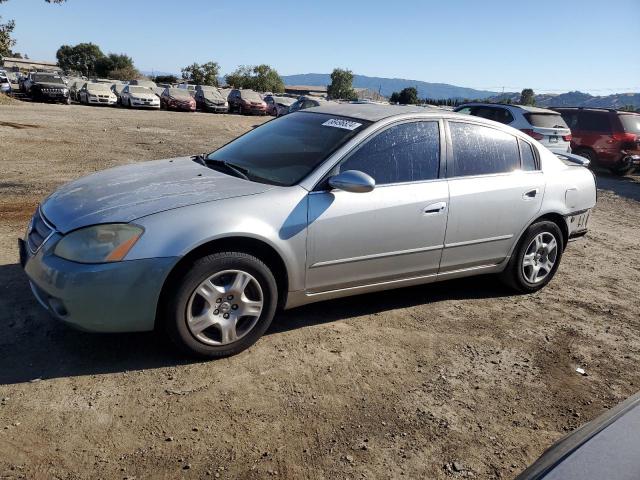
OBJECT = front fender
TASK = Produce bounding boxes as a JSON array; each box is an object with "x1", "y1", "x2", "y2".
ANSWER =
[{"x1": 126, "y1": 186, "x2": 310, "y2": 292}]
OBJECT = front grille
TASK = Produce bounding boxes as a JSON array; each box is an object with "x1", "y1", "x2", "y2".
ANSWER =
[{"x1": 27, "y1": 207, "x2": 55, "y2": 253}]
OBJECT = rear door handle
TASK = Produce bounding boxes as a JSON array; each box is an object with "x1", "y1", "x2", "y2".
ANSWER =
[
  {"x1": 523, "y1": 188, "x2": 539, "y2": 199},
  {"x1": 424, "y1": 202, "x2": 447, "y2": 214}
]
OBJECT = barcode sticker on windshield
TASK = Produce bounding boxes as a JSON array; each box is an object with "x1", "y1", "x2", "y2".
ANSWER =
[{"x1": 322, "y1": 119, "x2": 362, "y2": 130}]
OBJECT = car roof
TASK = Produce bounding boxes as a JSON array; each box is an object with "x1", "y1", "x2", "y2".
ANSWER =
[{"x1": 303, "y1": 103, "x2": 439, "y2": 122}]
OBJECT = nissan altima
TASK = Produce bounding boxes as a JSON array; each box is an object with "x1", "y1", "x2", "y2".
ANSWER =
[{"x1": 19, "y1": 104, "x2": 597, "y2": 357}]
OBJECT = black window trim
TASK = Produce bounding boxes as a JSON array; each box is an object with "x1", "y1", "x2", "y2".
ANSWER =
[
  {"x1": 311, "y1": 118, "x2": 447, "y2": 192},
  {"x1": 444, "y1": 119, "x2": 541, "y2": 179}
]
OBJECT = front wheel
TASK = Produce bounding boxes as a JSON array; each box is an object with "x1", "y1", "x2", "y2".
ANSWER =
[
  {"x1": 163, "y1": 252, "x2": 278, "y2": 358},
  {"x1": 501, "y1": 221, "x2": 564, "y2": 293}
]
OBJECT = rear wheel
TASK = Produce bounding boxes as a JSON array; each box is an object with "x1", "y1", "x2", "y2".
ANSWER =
[
  {"x1": 575, "y1": 148, "x2": 597, "y2": 166},
  {"x1": 501, "y1": 221, "x2": 564, "y2": 293},
  {"x1": 163, "y1": 252, "x2": 278, "y2": 358},
  {"x1": 611, "y1": 161, "x2": 634, "y2": 176}
]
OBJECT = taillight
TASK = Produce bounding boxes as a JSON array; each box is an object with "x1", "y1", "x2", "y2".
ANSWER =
[
  {"x1": 562, "y1": 134, "x2": 572, "y2": 142},
  {"x1": 521, "y1": 129, "x2": 544, "y2": 140},
  {"x1": 611, "y1": 132, "x2": 637, "y2": 142}
]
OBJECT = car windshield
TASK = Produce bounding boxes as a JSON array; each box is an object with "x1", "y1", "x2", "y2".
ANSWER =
[
  {"x1": 619, "y1": 114, "x2": 640, "y2": 134},
  {"x1": 167, "y1": 88, "x2": 191, "y2": 99},
  {"x1": 33, "y1": 74, "x2": 64, "y2": 84},
  {"x1": 524, "y1": 113, "x2": 569, "y2": 129},
  {"x1": 203, "y1": 89, "x2": 224, "y2": 101},
  {"x1": 129, "y1": 86, "x2": 150, "y2": 94},
  {"x1": 240, "y1": 90, "x2": 262, "y2": 102},
  {"x1": 275, "y1": 97, "x2": 296, "y2": 106},
  {"x1": 207, "y1": 112, "x2": 371, "y2": 186}
]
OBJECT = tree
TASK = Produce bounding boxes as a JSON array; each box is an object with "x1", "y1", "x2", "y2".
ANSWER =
[
  {"x1": 153, "y1": 74, "x2": 178, "y2": 84},
  {"x1": 0, "y1": 16, "x2": 15, "y2": 58},
  {"x1": 398, "y1": 87, "x2": 419, "y2": 105},
  {"x1": 56, "y1": 42, "x2": 104, "y2": 76},
  {"x1": 520, "y1": 88, "x2": 535, "y2": 106},
  {"x1": 327, "y1": 68, "x2": 356, "y2": 100},
  {"x1": 224, "y1": 64, "x2": 284, "y2": 92},
  {"x1": 389, "y1": 92, "x2": 400, "y2": 104},
  {"x1": 181, "y1": 61, "x2": 220, "y2": 86},
  {"x1": 109, "y1": 65, "x2": 140, "y2": 81},
  {"x1": 95, "y1": 53, "x2": 135, "y2": 77}
]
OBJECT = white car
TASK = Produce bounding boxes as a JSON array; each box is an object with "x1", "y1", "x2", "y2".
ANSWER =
[
  {"x1": 454, "y1": 103, "x2": 572, "y2": 154},
  {"x1": 0, "y1": 75, "x2": 10, "y2": 94},
  {"x1": 78, "y1": 82, "x2": 118, "y2": 106},
  {"x1": 120, "y1": 85, "x2": 160, "y2": 109}
]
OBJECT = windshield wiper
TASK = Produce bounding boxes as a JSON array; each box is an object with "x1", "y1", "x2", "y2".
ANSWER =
[{"x1": 192, "y1": 154, "x2": 249, "y2": 180}]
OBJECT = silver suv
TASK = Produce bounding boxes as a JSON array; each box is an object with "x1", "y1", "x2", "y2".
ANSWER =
[{"x1": 454, "y1": 103, "x2": 572, "y2": 153}]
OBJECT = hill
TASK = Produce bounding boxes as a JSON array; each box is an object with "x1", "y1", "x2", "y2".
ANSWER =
[
  {"x1": 281, "y1": 73, "x2": 499, "y2": 100},
  {"x1": 487, "y1": 91, "x2": 640, "y2": 110}
]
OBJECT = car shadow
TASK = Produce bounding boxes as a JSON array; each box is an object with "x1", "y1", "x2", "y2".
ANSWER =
[
  {"x1": 594, "y1": 169, "x2": 640, "y2": 202},
  {"x1": 0, "y1": 262, "x2": 512, "y2": 385}
]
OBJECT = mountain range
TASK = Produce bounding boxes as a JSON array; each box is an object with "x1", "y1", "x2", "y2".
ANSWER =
[
  {"x1": 281, "y1": 73, "x2": 639, "y2": 109},
  {"x1": 142, "y1": 71, "x2": 639, "y2": 109}
]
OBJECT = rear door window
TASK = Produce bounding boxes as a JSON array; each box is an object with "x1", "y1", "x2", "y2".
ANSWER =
[
  {"x1": 449, "y1": 122, "x2": 520, "y2": 177},
  {"x1": 472, "y1": 106, "x2": 514, "y2": 125},
  {"x1": 340, "y1": 121, "x2": 440, "y2": 185},
  {"x1": 578, "y1": 112, "x2": 612, "y2": 133}
]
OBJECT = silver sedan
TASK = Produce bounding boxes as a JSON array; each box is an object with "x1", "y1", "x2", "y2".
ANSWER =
[{"x1": 20, "y1": 104, "x2": 597, "y2": 357}]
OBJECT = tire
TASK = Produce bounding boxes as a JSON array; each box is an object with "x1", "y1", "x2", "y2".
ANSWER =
[
  {"x1": 501, "y1": 220, "x2": 564, "y2": 293},
  {"x1": 163, "y1": 252, "x2": 278, "y2": 358},
  {"x1": 239, "y1": 104, "x2": 244, "y2": 115},
  {"x1": 610, "y1": 161, "x2": 634, "y2": 176},
  {"x1": 575, "y1": 148, "x2": 597, "y2": 166},
  {"x1": 128, "y1": 98, "x2": 132, "y2": 108}
]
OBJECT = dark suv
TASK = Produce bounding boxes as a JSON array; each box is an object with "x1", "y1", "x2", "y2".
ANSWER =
[{"x1": 553, "y1": 108, "x2": 640, "y2": 175}]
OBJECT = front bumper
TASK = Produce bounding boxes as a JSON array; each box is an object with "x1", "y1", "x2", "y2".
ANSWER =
[
  {"x1": 20, "y1": 235, "x2": 177, "y2": 333},
  {"x1": 131, "y1": 100, "x2": 160, "y2": 108},
  {"x1": 87, "y1": 97, "x2": 117, "y2": 105},
  {"x1": 204, "y1": 104, "x2": 229, "y2": 113}
]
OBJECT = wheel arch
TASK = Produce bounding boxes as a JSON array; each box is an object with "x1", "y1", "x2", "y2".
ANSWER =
[
  {"x1": 517, "y1": 212, "x2": 568, "y2": 254},
  {"x1": 156, "y1": 236, "x2": 290, "y2": 328}
]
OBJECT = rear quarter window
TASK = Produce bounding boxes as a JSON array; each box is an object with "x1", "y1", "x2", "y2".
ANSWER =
[
  {"x1": 519, "y1": 139, "x2": 538, "y2": 171},
  {"x1": 619, "y1": 114, "x2": 640, "y2": 134}
]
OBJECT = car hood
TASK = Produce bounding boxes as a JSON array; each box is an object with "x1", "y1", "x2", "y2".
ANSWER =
[
  {"x1": 42, "y1": 157, "x2": 273, "y2": 233},
  {"x1": 34, "y1": 82, "x2": 67, "y2": 89},
  {"x1": 131, "y1": 92, "x2": 156, "y2": 99}
]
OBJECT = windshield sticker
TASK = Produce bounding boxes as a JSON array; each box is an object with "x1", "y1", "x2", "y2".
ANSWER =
[{"x1": 322, "y1": 119, "x2": 362, "y2": 131}]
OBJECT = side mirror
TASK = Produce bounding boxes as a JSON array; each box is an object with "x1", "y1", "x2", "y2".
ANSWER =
[{"x1": 328, "y1": 170, "x2": 375, "y2": 193}]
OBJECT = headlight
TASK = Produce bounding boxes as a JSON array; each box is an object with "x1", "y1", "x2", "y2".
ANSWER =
[
  {"x1": 62, "y1": 88, "x2": 69, "y2": 94},
  {"x1": 54, "y1": 224, "x2": 143, "y2": 263}
]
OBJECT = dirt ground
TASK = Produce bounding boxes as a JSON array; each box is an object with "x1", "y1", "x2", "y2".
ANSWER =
[{"x1": 1, "y1": 102, "x2": 639, "y2": 480}]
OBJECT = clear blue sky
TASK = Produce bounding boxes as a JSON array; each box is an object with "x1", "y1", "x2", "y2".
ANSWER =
[{"x1": 3, "y1": 0, "x2": 639, "y2": 94}]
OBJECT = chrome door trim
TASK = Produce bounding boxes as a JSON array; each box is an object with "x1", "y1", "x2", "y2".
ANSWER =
[
  {"x1": 309, "y1": 244, "x2": 444, "y2": 269},
  {"x1": 444, "y1": 234, "x2": 513, "y2": 249}
]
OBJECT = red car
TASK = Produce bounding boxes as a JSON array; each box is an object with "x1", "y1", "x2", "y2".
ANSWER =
[
  {"x1": 160, "y1": 88, "x2": 196, "y2": 112},
  {"x1": 227, "y1": 89, "x2": 266, "y2": 115},
  {"x1": 553, "y1": 108, "x2": 640, "y2": 175}
]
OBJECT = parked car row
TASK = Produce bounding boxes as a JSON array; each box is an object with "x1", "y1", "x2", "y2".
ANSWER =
[{"x1": 454, "y1": 102, "x2": 640, "y2": 175}]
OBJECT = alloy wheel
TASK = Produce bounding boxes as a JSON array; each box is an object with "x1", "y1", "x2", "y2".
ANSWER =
[
  {"x1": 522, "y1": 232, "x2": 558, "y2": 284},
  {"x1": 186, "y1": 269, "x2": 263, "y2": 346}
]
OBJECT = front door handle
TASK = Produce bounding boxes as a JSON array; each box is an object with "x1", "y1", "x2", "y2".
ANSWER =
[
  {"x1": 424, "y1": 202, "x2": 447, "y2": 215},
  {"x1": 523, "y1": 188, "x2": 539, "y2": 199}
]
